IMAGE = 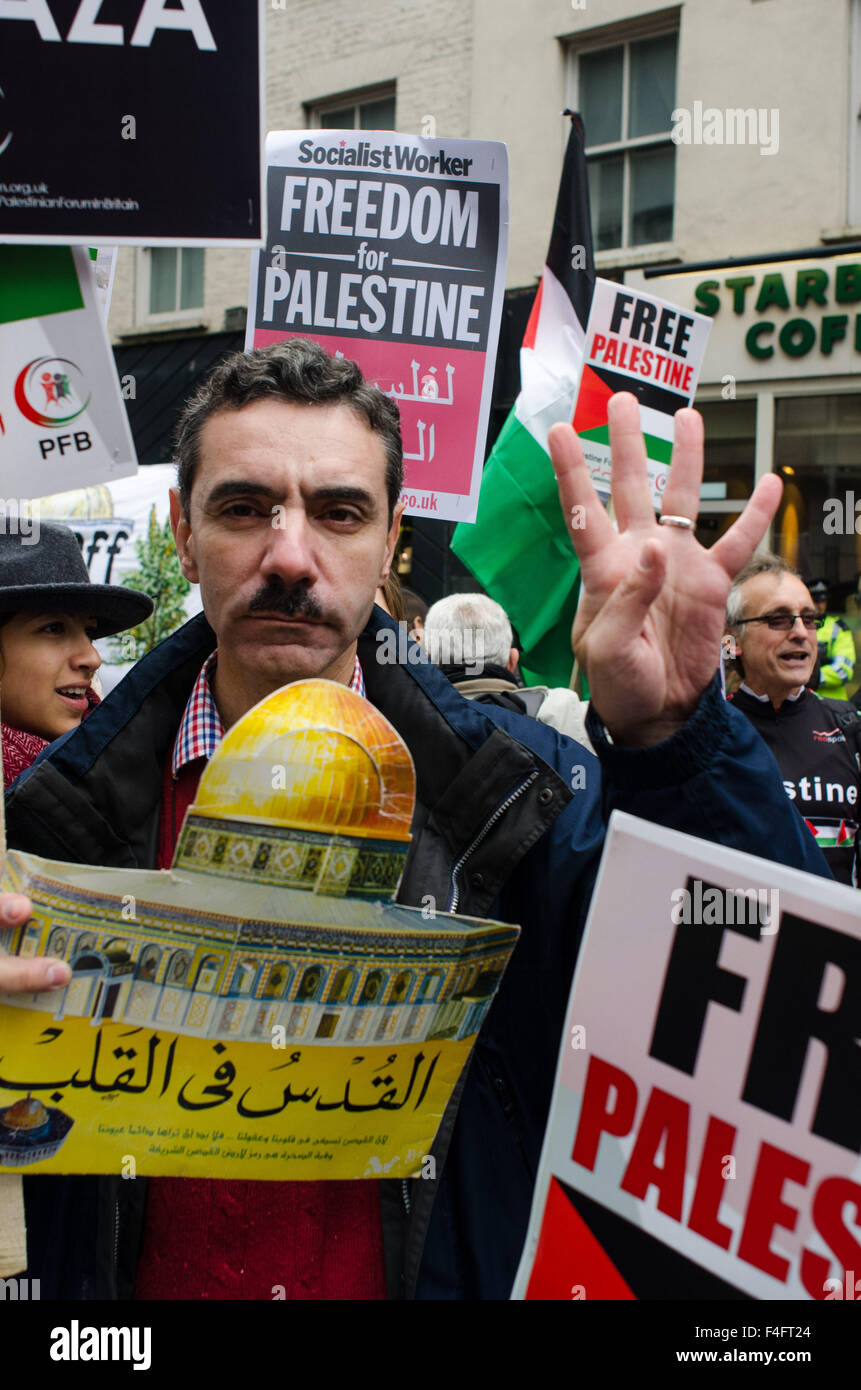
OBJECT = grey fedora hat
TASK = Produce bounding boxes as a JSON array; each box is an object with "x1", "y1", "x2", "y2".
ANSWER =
[{"x1": 0, "y1": 522, "x2": 153, "y2": 639}]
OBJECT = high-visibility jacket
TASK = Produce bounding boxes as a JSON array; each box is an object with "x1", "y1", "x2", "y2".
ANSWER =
[{"x1": 817, "y1": 613, "x2": 856, "y2": 700}]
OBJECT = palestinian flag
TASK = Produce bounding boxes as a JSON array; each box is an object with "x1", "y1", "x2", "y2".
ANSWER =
[
  {"x1": 451, "y1": 115, "x2": 595, "y2": 689},
  {"x1": 803, "y1": 817, "x2": 857, "y2": 849},
  {"x1": 572, "y1": 333, "x2": 685, "y2": 470}
]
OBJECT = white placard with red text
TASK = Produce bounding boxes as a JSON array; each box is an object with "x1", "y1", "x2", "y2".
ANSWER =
[
  {"x1": 512, "y1": 812, "x2": 861, "y2": 1301},
  {"x1": 572, "y1": 279, "x2": 712, "y2": 506}
]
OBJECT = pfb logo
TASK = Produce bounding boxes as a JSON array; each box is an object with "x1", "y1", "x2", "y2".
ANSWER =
[
  {"x1": 15, "y1": 357, "x2": 90, "y2": 428},
  {"x1": 15, "y1": 357, "x2": 94, "y2": 460}
]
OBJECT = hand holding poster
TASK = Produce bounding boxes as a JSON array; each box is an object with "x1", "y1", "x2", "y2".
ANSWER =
[
  {"x1": 572, "y1": 279, "x2": 712, "y2": 506},
  {"x1": 513, "y1": 813, "x2": 861, "y2": 1301},
  {"x1": 247, "y1": 131, "x2": 509, "y2": 522}
]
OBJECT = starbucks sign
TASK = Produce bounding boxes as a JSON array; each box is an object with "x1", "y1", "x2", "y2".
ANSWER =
[{"x1": 626, "y1": 254, "x2": 861, "y2": 382}]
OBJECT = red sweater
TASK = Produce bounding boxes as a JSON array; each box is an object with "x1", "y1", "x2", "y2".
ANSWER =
[
  {"x1": 132, "y1": 755, "x2": 386, "y2": 1300},
  {"x1": 2, "y1": 687, "x2": 101, "y2": 789}
]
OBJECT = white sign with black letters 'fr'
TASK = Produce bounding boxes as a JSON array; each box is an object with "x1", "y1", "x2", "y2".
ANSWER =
[{"x1": 513, "y1": 811, "x2": 861, "y2": 1301}]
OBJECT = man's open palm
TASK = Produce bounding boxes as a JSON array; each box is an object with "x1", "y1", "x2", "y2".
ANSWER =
[{"x1": 549, "y1": 393, "x2": 783, "y2": 746}]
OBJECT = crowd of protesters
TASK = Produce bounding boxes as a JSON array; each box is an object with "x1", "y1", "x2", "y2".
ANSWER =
[{"x1": 0, "y1": 339, "x2": 853, "y2": 1301}]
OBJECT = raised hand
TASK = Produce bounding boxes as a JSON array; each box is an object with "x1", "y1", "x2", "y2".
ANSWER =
[
  {"x1": 0, "y1": 893, "x2": 70, "y2": 994},
  {"x1": 549, "y1": 393, "x2": 783, "y2": 746}
]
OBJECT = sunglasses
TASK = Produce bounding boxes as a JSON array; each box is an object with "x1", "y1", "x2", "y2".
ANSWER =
[{"x1": 737, "y1": 612, "x2": 824, "y2": 631}]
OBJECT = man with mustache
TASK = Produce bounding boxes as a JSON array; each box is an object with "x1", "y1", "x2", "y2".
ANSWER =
[{"x1": 2, "y1": 338, "x2": 829, "y2": 1301}]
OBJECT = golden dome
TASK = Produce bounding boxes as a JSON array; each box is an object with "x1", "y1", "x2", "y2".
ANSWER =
[
  {"x1": 2, "y1": 1097, "x2": 48, "y2": 1131},
  {"x1": 192, "y1": 679, "x2": 415, "y2": 842}
]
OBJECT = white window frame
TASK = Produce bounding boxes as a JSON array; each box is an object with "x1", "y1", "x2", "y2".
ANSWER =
[
  {"x1": 308, "y1": 84, "x2": 396, "y2": 131},
  {"x1": 568, "y1": 25, "x2": 678, "y2": 254},
  {"x1": 135, "y1": 246, "x2": 206, "y2": 328}
]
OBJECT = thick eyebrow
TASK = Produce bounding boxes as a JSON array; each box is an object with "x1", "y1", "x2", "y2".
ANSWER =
[
  {"x1": 309, "y1": 485, "x2": 377, "y2": 515},
  {"x1": 202, "y1": 480, "x2": 378, "y2": 516},
  {"x1": 204, "y1": 479, "x2": 283, "y2": 508}
]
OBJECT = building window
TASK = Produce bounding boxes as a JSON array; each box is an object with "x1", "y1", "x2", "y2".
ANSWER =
[
  {"x1": 309, "y1": 87, "x2": 396, "y2": 131},
  {"x1": 139, "y1": 246, "x2": 205, "y2": 321},
  {"x1": 572, "y1": 30, "x2": 678, "y2": 251}
]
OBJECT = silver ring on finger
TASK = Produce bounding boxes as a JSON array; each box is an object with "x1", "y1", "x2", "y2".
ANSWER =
[{"x1": 658, "y1": 514, "x2": 696, "y2": 530}]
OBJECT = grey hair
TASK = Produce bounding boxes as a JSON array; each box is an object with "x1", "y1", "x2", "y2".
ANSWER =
[
  {"x1": 423, "y1": 593, "x2": 512, "y2": 669},
  {"x1": 174, "y1": 338, "x2": 403, "y2": 523},
  {"x1": 726, "y1": 552, "x2": 801, "y2": 631}
]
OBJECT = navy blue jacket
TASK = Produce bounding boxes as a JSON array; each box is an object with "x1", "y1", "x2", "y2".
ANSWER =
[{"x1": 5, "y1": 608, "x2": 831, "y2": 1300}]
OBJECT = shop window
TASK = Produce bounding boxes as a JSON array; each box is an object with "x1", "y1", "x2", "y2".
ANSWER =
[
  {"x1": 772, "y1": 394, "x2": 861, "y2": 622},
  {"x1": 695, "y1": 399, "x2": 757, "y2": 548},
  {"x1": 569, "y1": 29, "x2": 677, "y2": 251},
  {"x1": 308, "y1": 87, "x2": 396, "y2": 132}
]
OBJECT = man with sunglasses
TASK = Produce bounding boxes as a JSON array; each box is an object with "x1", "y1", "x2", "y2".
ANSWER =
[{"x1": 726, "y1": 554, "x2": 861, "y2": 885}]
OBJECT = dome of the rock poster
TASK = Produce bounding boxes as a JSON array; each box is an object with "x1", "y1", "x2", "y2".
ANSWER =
[{"x1": 191, "y1": 679, "x2": 415, "y2": 842}]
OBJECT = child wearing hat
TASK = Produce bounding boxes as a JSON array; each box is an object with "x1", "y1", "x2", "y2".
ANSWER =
[{"x1": 0, "y1": 522, "x2": 152, "y2": 788}]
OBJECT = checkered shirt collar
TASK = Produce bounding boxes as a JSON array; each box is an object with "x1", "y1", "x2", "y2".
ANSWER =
[{"x1": 172, "y1": 649, "x2": 365, "y2": 776}]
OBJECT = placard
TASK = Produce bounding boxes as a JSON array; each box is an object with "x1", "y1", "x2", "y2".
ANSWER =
[
  {"x1": 513, "y1": 812, "x2": 861, "y2": 1300},
  {"x1": 0, "y1": 0, "x2": 263, "y2": 245},
  {"x1": 572, "y1": 279, "x2": 712, "y2": 505},
  {"x1": 247, "y1": 130, "x2": 509, "y2": 522},
  {"x1": 0, "y1": 244, "x2": 137, "y2": 497},
  {"x1": 0, "y1": 680, "x2": 520, "y2": 1181}
]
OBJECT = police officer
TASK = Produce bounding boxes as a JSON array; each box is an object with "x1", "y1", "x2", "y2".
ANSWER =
[{"x1": 809, "y1": 578, "x2": 856, "y2": 699}]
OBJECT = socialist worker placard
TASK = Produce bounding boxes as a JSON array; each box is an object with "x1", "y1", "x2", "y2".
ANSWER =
[
  {"x1": 512, "y1": 812, "x2": 861, "y2": 1301},
  {"x1": 0, "y1": 0, "x2": 263, "y2": 245},
  {"x1": 247, "y1": 130, "x2": 509, "y2": 523}
]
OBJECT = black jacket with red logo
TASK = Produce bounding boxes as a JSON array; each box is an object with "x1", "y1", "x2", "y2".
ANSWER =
[{"x1": 730, "y1": 685, "x2": 861, "y2": 886}]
